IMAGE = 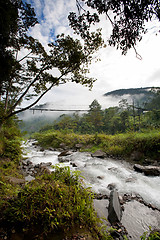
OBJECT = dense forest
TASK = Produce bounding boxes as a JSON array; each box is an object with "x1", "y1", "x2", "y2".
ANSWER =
[{"x1": 20, "y1": 90, "x2": 160, "y2": 135}]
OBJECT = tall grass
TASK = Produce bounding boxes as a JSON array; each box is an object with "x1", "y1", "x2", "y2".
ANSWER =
[
  {"x1": 2, "y1": 166, "x2": 111, "y2": 239},
  {"x1": 33, "y1": 130, "x2": 160, "y2": 161}
]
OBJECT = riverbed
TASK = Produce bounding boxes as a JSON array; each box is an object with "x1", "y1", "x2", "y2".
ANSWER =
[{"x1": 22, "y1": 140, "x2": 160, "y2": 239}]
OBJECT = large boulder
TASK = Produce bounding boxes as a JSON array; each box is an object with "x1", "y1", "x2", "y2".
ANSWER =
[
  {"x1": 134, "y1": 164, "x2": 160, "y2": 176},
  {"x1": 108, "y1": 190, "x2": 122, "y2": 225},
  {"x1": 91, "y1": 150, "x2": 106, "y2": 158}
]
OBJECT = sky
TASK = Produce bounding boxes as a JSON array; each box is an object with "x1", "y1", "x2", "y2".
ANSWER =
[{"x1": 24, "y1": 0, "x2": 160, "y2": 110}]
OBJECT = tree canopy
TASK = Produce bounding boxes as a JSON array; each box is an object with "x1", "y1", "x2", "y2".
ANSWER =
[
  {"x1": 69, "y1": 0, "x2": 160, "y2": 55},
  {"x1": 0, "y1": 0, "x2": 103, "y2": 125}
]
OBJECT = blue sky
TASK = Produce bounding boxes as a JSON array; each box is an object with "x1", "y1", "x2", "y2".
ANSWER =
[{"x1": 24, "y1": 0, "x2": 160, "y2": 108}]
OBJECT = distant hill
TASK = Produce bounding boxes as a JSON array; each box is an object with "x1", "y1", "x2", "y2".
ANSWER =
[
  {"x1": 104, "y1": 87, "x2": 160, "y2": 106},
  {"x1": 104, "y1": 87, "x2": 160, "y2": 97}
]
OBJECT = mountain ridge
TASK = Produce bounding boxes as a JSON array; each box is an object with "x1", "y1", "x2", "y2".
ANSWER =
[{"x1": 104, "y1": 87, "x2": 160, "y2": 97}]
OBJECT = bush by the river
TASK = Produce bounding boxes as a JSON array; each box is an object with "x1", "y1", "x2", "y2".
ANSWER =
[
  {"x1": 32, "y1": 130, "x2": 160, "y2": 163},
  {"x1": 1, "y1": 166, "x2": 110, "y2": 239},
  {"x1": 0, "y1": 117, "x2": 22, "y2": 162}
]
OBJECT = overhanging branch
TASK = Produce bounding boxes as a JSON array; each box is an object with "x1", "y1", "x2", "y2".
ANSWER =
[
  {"x1": 18, "y1": 51, "x2": 32, "y2": 63},
  {"x1": 10, "y1": 65, "x2": 48, "y2": 112},
  {"x1": 6, "y1": 72, "x2": 68, "y2": 119}
]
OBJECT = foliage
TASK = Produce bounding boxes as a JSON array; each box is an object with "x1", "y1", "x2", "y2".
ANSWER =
[
  {"x1": 33, "y1": 130, "x2": 96, "y2": 149},
  {"x1": 0, "y1": 114, "x2": 23, "y2": 211},
  {"x1": 87, "y1": 99, "x2": 104, "y2": 131},
  {"x1": 69, "y1": 0, "x2": 160, "y2": 55},
  {"x1": 0, "y1": 117, "x2": 22, "y2": 162},
  {"x1": 0, "y1": 0, "x2": 104, "y2": 126},
  {"x1": 145, "y1": 94, "x2": 160, "y2": 110},
  {"x1": 0, "y1": 0, "x2": 38, "y2": 94},
  {"x1": 33, "y1": 129, "x2": 160, "y2": 162},
  {"x1": 141, "y1": 227, "x2": 160, "y2": 240},
  {"x1": 0, "y1": 159, "x2": 23, "y2": 208},
  {"x1": 1, "y1": 166, "x2": 107, "y2": 238}
]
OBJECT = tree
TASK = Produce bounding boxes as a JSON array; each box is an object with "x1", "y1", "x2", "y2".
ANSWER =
[
  {"x1": 69, "y1": 0, "x2": 160, "y2": 56},
  {"x1": 120, "y1": 110, "x2": 129, "y2": 131},
  {"x1": 119, "y1": 99, "x2": 129, "y2": 111},
  {"x1": 87, "y1": 99, "x2": 103, "y2": 131},
  {"x1": 0, "y1": 0, "x2": 104, "y2": 126},
  {"x1": 0, "y1": 0, "x2": 38, "y2": 96}
]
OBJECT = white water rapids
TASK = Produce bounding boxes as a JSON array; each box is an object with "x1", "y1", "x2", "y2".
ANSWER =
[{"x1": 22, "y1": 140, "x2": 160, "y2": 239}]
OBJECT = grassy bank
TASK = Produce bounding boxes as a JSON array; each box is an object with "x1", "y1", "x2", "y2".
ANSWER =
[
  {"x1": 1, "y1": 123, "x2": 160, "y2": 239},
  {"x1": 1, "y1": 166, "x2": 112, "y2": 239},
  {"x1": 0, "y1": 122, "x2": 112, "y2": 239},
  {"x1": 0, "y1": 119, "x2": 23, "y2": 207},
  {"x1": 32, "y1": 130, "x2": 160, "y2": 163}
]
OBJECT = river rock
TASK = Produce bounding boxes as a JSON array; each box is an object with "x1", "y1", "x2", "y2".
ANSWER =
[
  {"x1": 107, "y1": 183, "x2": 116, "y2": 190},
  {"x1": 59, "y1": 143, "x2": 67, "y2": 150},
  {"x1": 97, "y1": 176, "x2": 104, "y2": 180},
  {"x1": 40, "y1": 147, "x2": 45, "y2": 152},
  {"x1": 58, "y1": 157, "x2": 70, "y2": 163},
  {"x1": 70, "y1": 162, "x2": 77, "y2": 167},
  {"x1": 40, "y1": 162, "x2": 52, "y2": 167},
  {"x1": 26, "y1": 160, "x2": 33, "y2": 166},
  {"x1": 134, "y1": 164, "x2": 160, "y2": 176},
  {"x1": 130, "y1": 151, "x2": 144, "y2": 161},
  {"x1": 35, "y1": 166, "x2": 51, "y2": 176},
  {"x1": 91, "y1": 150, "x2": 106, "y2": 158},
  {"x1": 58, "y1": 150, "x2": 72, "y2": 157},
  {"x1": 125, "y1": 177, "x2": 137, "y2": 183},
  {"x1": 108, "y1": 190, "x2": 122, "y2": 225},
  {"x1": 75, "y1": 143, "x2": 83, "y2": 150}
]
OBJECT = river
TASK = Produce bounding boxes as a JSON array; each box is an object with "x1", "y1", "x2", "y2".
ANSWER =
[{"x1": 22, "y1": 140, "x2": 160, "y2": 239}]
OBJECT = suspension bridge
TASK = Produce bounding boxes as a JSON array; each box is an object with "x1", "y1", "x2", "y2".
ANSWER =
[{"x1": 29, "y1": 108, "x2": 89, "y2": 113}]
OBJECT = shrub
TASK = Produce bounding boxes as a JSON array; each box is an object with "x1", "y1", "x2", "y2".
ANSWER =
[{"x1": 2, "y1": 167, "x2": 102, "y2": 238}]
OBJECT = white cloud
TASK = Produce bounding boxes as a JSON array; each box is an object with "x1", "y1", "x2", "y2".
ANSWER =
[{"x1": 24, "y1": 0, "x2": 160, "y2": 110}]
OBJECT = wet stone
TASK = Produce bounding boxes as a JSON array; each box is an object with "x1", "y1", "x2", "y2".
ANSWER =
[
  {"x1": 108, "y1": 190, "x2": 122, "y2": 224},
  {"x1": 58, "y1": 150, "x2": 72, "y2": 157},
  {"x1": 97, "y1": 176, "x2": 104, "y2": 180},
  {"x1": 70, "y1": 162, "x2": 77, "y2": 167},
  {"x1": 94, "y1": 193, "x2": 109, "y2": 200},
  {"x1": 107, "y1": 183, "x2": 116, "y2": 190},
  {"x1": 58, "y1": 157, "x2": 70, "y2": 163},
  {"x1": 91, "y1": 150, "x2": 106, "y2": 158},
  {"x1": 27, "y1": 160, "x2": 32, "y2": 165}
]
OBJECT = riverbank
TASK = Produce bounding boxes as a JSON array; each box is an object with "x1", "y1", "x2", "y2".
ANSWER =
[
  {"x1": 0, "y1": 142, "x2": 112, "y2": 240},
  {"x1": 21, "y1": 140, "x2": 160, "y2": 239},
  {"x1": 1, "y1": 136, "x2": 160, "y2": 239},
  {"x1": 32, "y1": 130, "x2": 160, "y2": 165}
]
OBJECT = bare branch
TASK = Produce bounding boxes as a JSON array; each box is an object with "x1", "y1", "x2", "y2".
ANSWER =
[
  {"x1": 18, "y1": 51, "x2": 32, "y2": 63},
  {"x1": 133, "y1": 46, "x2": 142, "y2": 60},
  {"x1": 106, "y1": 13, "x2": 114, "y2": 26},
  {"x1": 76, "y1": 0, "x2": 86, "y2": 14}
]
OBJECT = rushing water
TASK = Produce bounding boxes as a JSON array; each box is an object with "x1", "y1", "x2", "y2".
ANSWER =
[{"x1": 22, "y1": 140, "x2": 160, "y2": 239}]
